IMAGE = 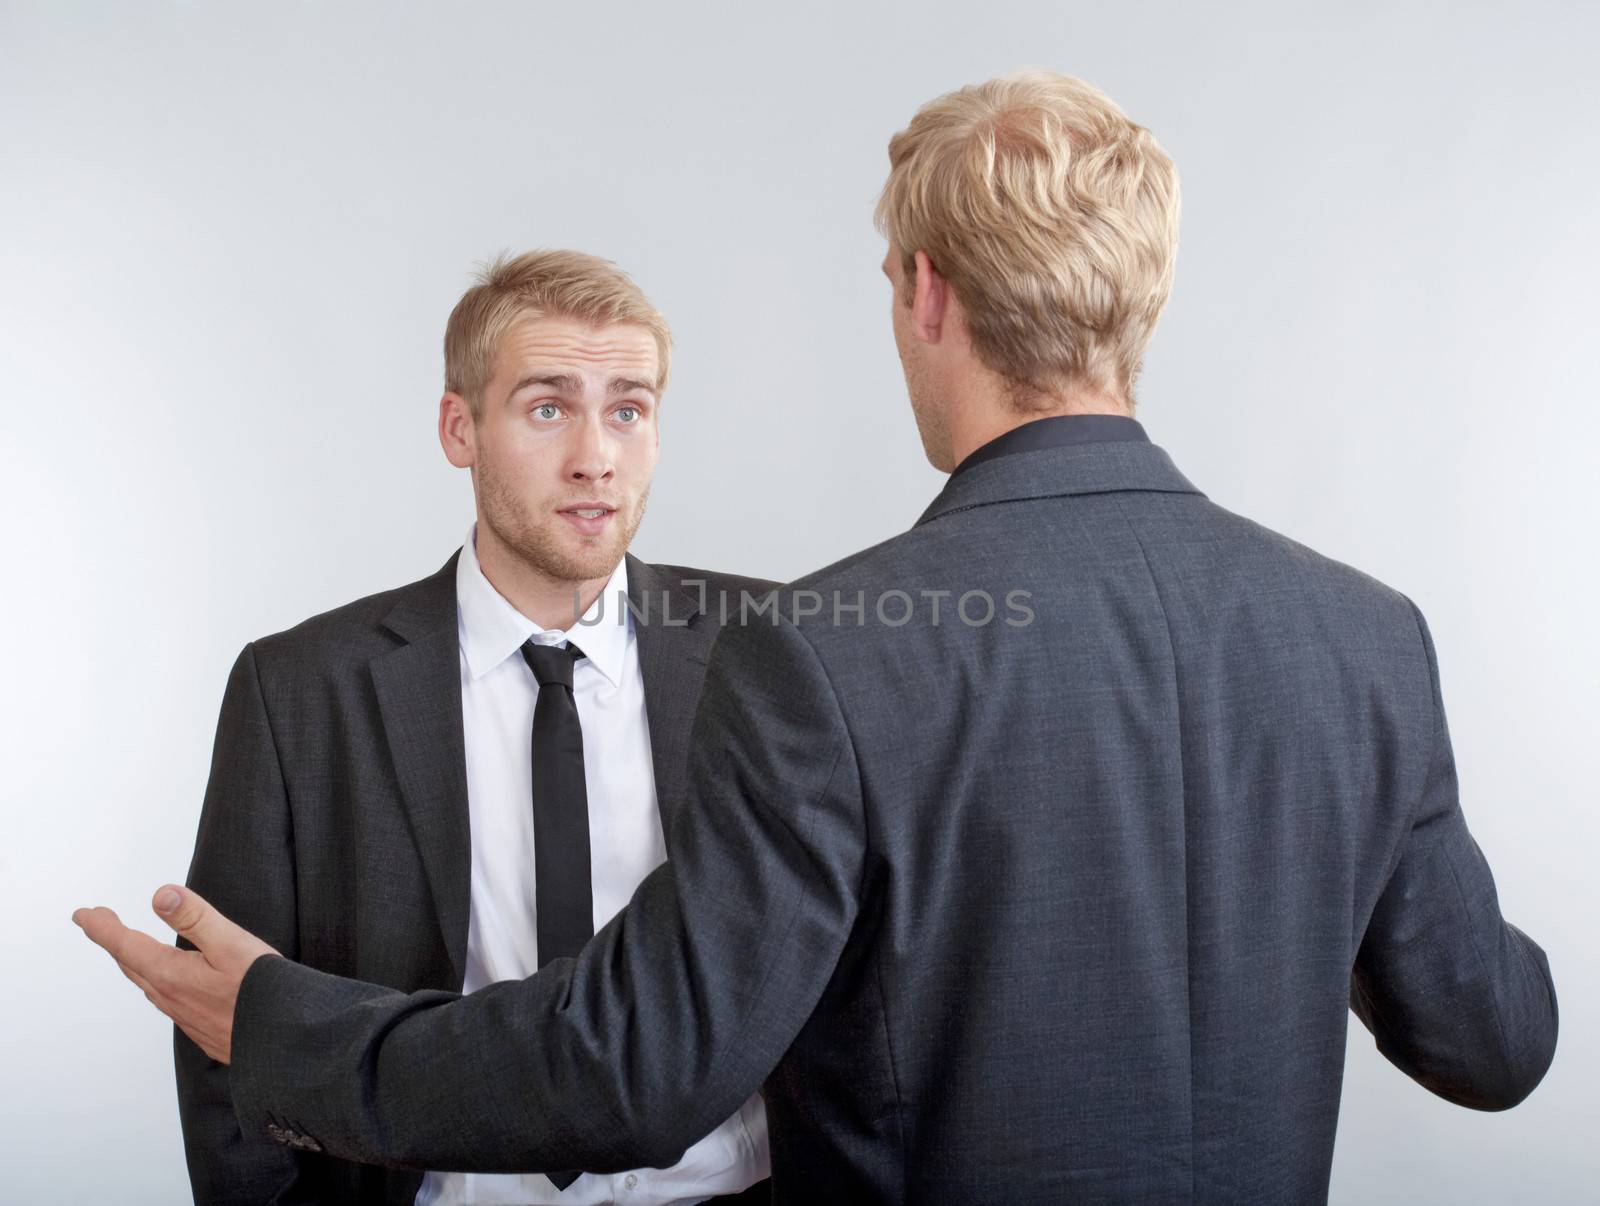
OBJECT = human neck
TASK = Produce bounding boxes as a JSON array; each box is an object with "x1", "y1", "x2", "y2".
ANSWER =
[
  {"x1": 473, "y1": 519, "x2": 614, "y2": 632},
  {"x1": 944, "y1": 370, "x2": 1132, "y2": 470}
]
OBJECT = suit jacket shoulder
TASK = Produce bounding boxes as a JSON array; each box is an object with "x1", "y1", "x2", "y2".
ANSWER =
[
  {"x1": 247, "y1": 552, "x2": 458, "y2": 675},
  {"x1": 631, "y1": 558, "x2": 780, "y2": 615}
]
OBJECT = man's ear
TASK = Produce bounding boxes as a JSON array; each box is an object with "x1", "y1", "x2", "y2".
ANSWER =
[
  {"x1": 439, "y1": 393, "x2": 478, "y2": 468},
  {"x1": 909, "y1": 249, "x2": 950, "y2": 345}
]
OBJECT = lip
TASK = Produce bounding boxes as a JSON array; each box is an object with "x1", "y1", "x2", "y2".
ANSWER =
[{"x1": 557, "y1": 503, "x2": 617, "y2": 537}]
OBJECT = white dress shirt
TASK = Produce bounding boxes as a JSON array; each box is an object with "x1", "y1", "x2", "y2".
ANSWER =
[{"x1": 416, "y1": 524, "x2": 769, "y2": 1206}]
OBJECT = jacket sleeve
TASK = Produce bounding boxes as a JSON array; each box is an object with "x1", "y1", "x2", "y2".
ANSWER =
[
  {"x1": 226, "y1": 609, "x2": 866, "y2": 1172},
  {"x1": 1349, "y1": 601, "x2": 1558, "y2": 1110},
  {"x1": 176, "y1": 642, "x2": 309, "y2": 1203}
]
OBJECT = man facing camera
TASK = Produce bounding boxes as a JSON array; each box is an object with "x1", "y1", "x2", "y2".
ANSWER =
[{"x1": 175, "y1": 250, "x2": 774, "y2": 1204}]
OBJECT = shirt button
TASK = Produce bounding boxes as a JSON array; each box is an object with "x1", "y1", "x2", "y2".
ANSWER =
[{"x1": 624, "y1": 1173, "x2": 639, "y2": 1191}]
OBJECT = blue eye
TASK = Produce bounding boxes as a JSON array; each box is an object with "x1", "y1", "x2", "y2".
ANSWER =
[
  {"x1": 535, "y1": 404, "x2": 560, "y2": 420},
  {"x1": 616, "y1": 406, "x2": 639, "y2": 423}
]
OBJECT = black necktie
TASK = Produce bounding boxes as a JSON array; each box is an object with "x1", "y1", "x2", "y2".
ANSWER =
[
  {"x1": 520, "y1": 639, "x2": 592, "y2": 1193},
  {"x1": 521, "y1": 640, "x2": 594, "y2": 968}
]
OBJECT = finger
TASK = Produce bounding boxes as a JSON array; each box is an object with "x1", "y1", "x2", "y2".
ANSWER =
[
  {"x1": 76, "y1": 907, "x2": 160, "y2": 963},
  {"x1": 151, "y1": 884, "x2": 235, "y2": 952},
  {"x1": 114, "y1": 954, "x2": 162, "y2": 1004},
  {"x1": 73, "y1": 904, "x2": 125, "y2": 945},
  {"x1": 126, "y1": 969, "x2": 174, "y2": 1018},
  {"x1": 152, "y1": 884, "x2": 278, "y2": 970},
  {"x1": 74, "y1": 905, "x2": 181, "y2": 1003},
  {"x1": 80, "y1": 908, "x2": 199, "y2": 992}
]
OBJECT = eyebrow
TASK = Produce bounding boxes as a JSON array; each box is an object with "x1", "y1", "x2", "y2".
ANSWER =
[
  {"x1": 508, "y1": 373, "x2": 657, "y2": 398},
  {"x1": 510, "y1": 373, "x2": 584, "y2": 396},
  {"x1": 608, "y1": 377, "x2": 657, "y2": 396}
]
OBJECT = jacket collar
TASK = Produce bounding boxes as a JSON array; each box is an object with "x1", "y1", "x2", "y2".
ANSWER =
[
  {"x1": 371, "y1": 552, "x2": 471, "y2": 986},
  {"x1": 623, "y1": 553, "x2": 719, "y2": 637},
  {"x1": 623, "y1": 554, "x2": 724, "y2": 837},
  {"x1": 916, "y1": 437, "x2": 1206, "y2": 528}
]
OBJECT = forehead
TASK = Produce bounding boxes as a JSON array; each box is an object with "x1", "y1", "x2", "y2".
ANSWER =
[{"x1": 492, "y1": 315, "x2": 659, "y2": 384}]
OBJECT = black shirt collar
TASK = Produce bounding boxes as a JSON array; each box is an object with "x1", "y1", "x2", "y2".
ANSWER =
[{"x1": 950, "y1": 413, "x2": 1149, "y2": 479}]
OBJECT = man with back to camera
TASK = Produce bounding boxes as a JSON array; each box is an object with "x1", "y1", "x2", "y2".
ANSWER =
[
  {"x1": 170, "y1": 249, "x2": 774, "y2": 1204},
  {"x1": 81, "y1": 71, "x2": 1557, "y2": 1203}
]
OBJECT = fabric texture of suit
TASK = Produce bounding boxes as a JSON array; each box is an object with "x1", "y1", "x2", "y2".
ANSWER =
[
  {"x1": 176, "y1": 552, "x2": 776, "y2": 1205},
  {"x1": 224, "y1": 438, "x2": 1557, "y2": 1204}
]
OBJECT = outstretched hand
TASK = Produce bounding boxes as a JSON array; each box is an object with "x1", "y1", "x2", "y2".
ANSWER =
[{"x1": 73, "y1": 885, "x2": 279, "y2": 1064}]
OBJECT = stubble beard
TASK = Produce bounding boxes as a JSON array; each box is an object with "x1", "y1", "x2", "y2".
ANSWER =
[
  {"x1": 903, "y1": 350, "x2": 954, "y2": 473},
  {"x1": 477, "y1": 453, "x2": 650, "y2": 586}
]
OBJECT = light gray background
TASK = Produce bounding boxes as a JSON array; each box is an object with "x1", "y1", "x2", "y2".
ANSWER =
[{"x1": 2, "y1": 2, "x2": 1594, "y2": 1202}]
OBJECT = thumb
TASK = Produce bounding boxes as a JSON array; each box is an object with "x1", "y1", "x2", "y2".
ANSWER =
[
  {"x1": 152, "y1": 884, "x2": 279, "y2": 968},
  {"x1": 152, "y1": 884, "x2": 229, "y2": 949}
]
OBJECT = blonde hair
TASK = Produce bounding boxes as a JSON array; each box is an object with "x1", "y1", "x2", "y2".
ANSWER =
[
  {"x1": 444, "y1": 249, "x2": 672, "y2": 414},
  {"x1": 875, "y1": 71, "x2": 1180, "y2": 406}
]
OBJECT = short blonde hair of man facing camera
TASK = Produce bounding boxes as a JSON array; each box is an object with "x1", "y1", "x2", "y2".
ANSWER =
[
  {"x1": 875, "y1": 70, "x2": 1180, "y2": 409},
  {"x1": 444, "y1": 249, "x2": 674, "y2": 415}
]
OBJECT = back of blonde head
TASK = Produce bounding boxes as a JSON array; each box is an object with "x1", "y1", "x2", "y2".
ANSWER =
[
  {"x1": 445, "y1": 249, "x2": 672, "y2": 415},
  {"x1": 875, "y1": 71, "x2": 1180, "y2": 407}
]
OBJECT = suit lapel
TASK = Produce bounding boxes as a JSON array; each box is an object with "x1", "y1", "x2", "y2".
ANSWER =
[
  {"x1": 369, "y1": 552, "x2": 472, "y2": 987},
  {"x1": 626, "y1": 554, "x2": 721, "y2": 841}
]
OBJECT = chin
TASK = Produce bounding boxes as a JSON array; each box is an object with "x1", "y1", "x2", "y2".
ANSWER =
[
  {"x1": 549, "y1": 543, "x2": 625, "y2": 583},
  {"x1": 494, "y1": 523, "x2": 620, "y2": 585}
]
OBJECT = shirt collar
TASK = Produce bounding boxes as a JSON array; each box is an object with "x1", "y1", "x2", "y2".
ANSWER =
[
  {"x1": 950, "y1": 413, "x2": 1149, "y2": 479},
  {"x1": 455, "y1": 522, "x2": 630, "y2": 688}
]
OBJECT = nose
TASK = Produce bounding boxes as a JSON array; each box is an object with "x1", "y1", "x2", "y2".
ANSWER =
[{"x1": 565, "y1": 416, "x2": 615, "y2": 484}]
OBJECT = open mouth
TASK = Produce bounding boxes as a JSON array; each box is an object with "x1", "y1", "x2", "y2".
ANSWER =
[{"x1": 558, "y1": 504, "x2": 618, "y2": 535}]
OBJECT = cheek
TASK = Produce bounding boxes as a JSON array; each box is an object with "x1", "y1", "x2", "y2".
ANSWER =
[
  {"x1": 489, "y1": 442, "x2": 560, "y2": 496},
  {"x1": 623, "y1": 421, "x2": 660, "y2": 467},
  {"x1": 628, "y1": 441, "x2": 660, "y2": 483}
]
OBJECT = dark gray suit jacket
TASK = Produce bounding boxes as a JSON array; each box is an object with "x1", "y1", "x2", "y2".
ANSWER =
[
  {"x1": 176, "y1": 552, "x2": 776, "y2": 1204},
  {"x1": 224, "y1": 439, "x2": 1557, "y2": 1203}
]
